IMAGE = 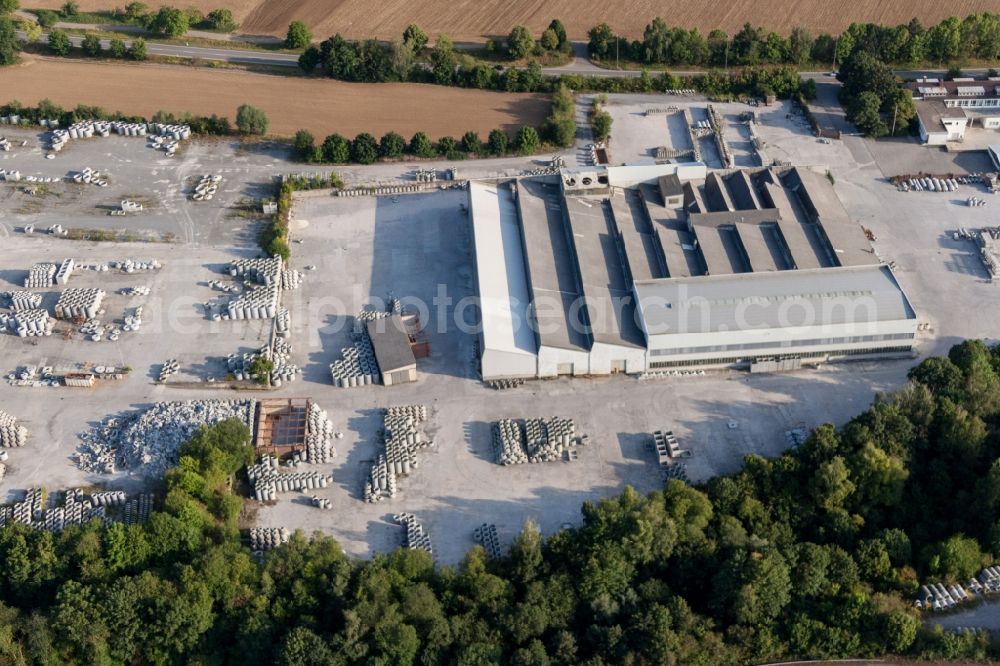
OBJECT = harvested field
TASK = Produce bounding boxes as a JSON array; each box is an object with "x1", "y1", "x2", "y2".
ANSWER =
[
  {"x1": 29, "y1": 0, "x2": 999, "y2": 41},
  {"x1": 0, "y1": 57, "x2": 549, "y2": 139}
]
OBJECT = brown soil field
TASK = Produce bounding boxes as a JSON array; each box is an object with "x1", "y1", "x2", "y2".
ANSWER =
[
  {"x1": 28, "y1": 0, "x2": 1000, "y2": 41},
  {"x1": 0, "y1": 57, "x2": 549, "y2": 139}
]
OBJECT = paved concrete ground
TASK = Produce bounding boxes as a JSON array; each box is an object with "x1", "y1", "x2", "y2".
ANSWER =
[{"x1": 1, "y1": 97, "x2": 999, "y2": 564}]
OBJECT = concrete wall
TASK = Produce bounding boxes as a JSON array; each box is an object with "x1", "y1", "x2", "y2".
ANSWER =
[
  {"x1": 607, "y1": 162, "x2": 708, "y2": 188},
  {"x1": 481, "y1": 347, "x2": 539, "y2": 381},
  {"x1": 537, "y1": 345, "x2": 592, "y2": 378},
  {"x1": 589, "y1": 342, "x2": 647, "y2": 375}
]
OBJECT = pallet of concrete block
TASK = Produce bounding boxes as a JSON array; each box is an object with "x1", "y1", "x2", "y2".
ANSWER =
[
  {"x1": 24, "y1": 262, "x2": 56, "y2": 288},
  {"x1": 226, "y1": 284, "x2": 279, "y2": 320},
  {"x1": 54, "y1": 288, "x2": 105, "y2": 321},
  {"x1": 0, "y1": 410, "x2": 27, "y2": 448},
  {"x1": 6, "y1": 290, "x2": 43, "y2": 312},
  {"x1": 249, "y1": 526, "x2": 290, "y2": 552},
  {"x1": 473, "y1": 523, "x2": 503, "y2": 558},
  {"x1": 394, "y1": 513, "x2": 433, "y2": 555},
  {"x1": 9, "y1": 309, "x2": 53, "y2": 337}
]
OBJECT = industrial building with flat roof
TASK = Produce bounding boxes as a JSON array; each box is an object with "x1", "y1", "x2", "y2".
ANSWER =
[{"x1": 468, "y1": 165, "x2": 917, "y2": 380}]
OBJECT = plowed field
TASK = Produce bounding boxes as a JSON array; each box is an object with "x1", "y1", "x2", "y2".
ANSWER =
[
  {"x1": 29, "y1": 0, "x2": 998, "y2": 41},
  {"x1": 0, "y1": 57, "x2": 549, "y2": 139}
]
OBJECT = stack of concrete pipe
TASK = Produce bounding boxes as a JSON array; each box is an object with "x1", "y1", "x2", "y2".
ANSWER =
[
  {"x1": 226, "y1": 284, "x2": 279, "y2": 320},
  {"x1": 89, "y1": 490, "x2": 127, "y2": 507},
  {"x1": 8, "y1": 291, "x2": 43, "y2": 312},
  {"x1": 71, "y1": 168, "x2": 108, "y2": 187},
  {"x1": 491, "y1": 417, "x2": 580, "y2": 465},
  {"x1": 10, "y1": 309, "x2": 54, "y2": 337},
  {"x1": 493, "y1": 419, "x2": 528, "y2": 465},
  {"x1": 281, "y1": 268, "x2": 302, "y2": 290},
  {"x1": 123, "y1": 494, "x2": 154, "y2": 524},
  {"x1": 54, "y1": 258, "x2": 75, "y2": 285},
  {"x1": 0, "y1": 410, "x2": 27, "y2": 448},
  {"x1": 0, "y1": 136, "x2": 10, "y2": 151},
  {"x1": 330, "y1": 333, "x2": 379, "y2": 387},
  {"x1": 305, "y1": 402, "x2": 336, "y2": 463},
  {"x1": 275, "y1": 308, "x2": 291, "y2": 337},
  {"x1": 249, "y1": 527, "x2": 290, "y2": 552},
  {"x1": 114, "y1": 259, "x2": 160, "y2": 273},
  {"x1": 54, "y1": 288, "x2": 105, "y2": 321},
  {"x1": 158, "y1": 359, "x2": 180, "y2": 382},
  {"x1": 394, "y1": 513, "x2": 433, "y2": 555},
  {"x1": 247, "y1": 456, "x2": 332, "y2": 501},
  {"x1": 24, "y1": 263, "x2": 56, "y2": 288},
  {"x1": 122, "y1": 305, "x2": 143, "y2": 333},
  {"x1": 119, "y1": 285, "x2": 151, "y2": 297},
  {"x1": 473, "y1": 523, "x2": 503, "y2": 558},
  {"x1": 229, "y1": 257, "x2": 283, "y2": 286},
  {"x1": 364, "y1": 405, "x2": 430, "y2": 502},
  {"x1": 79, "y1": 319, "x2": 106, "y2": 341},
  {"x1": 191, "y1": 174, "x2": 222, "y2": 201}
]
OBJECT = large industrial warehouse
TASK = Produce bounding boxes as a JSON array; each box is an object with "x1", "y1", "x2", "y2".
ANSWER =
[{"x1": 469, "y1": 165, "x2": 917, "y2": 380}]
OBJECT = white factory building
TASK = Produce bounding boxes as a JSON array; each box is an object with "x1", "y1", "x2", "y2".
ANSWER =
[
  {"x1": 468, "y1": 164, "x2": 917, "y2": 381},
  {"x1": 909, "y1": 78, "x2": 1000, "y2": 145}
]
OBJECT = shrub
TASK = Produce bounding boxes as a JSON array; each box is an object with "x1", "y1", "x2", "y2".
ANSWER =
[
  {"x1": 207, "y1": 8, "x2": 235, "y2": 32},
  {"x1": 47, "y1": 29, "x2": 71, "y2": 57},
  {"x1": 0, "y1": 15, "x2": 17, "y2": 65},
  {"x1": 298, "y1": 45, "x2": 320, "y2": 73},
  {"x1": 487, "y1": 128, "x2": 509, "y2": 156},
  {"x1": 108, "y1": 37, "x2": 126, "y2": 58},
  {"x1": 60, "y1": 0, "x2": 78, "y2": 18},
  {"x1": 123, "y1": 1, "x2": 146, "y2": 22},
  {"x1": 408, "y1": 131, "x2": 434, "y2": 158},
  {"x1": 379, "y1": 131, "x2": 405, "y2": 158},
  {"x1": 514, "y1": 126, "x2": 540, "y2": 154},
  {"x1": 0, "y1": 0, "x2": 17, "y2": 14},
  {"x1": 127, "y1": 37, "x2": 147, "y2": 61},
  {"x1": 148, "y1": 6, "x2": 188, "y2": 37},
  {"x1": 292, "y1": 129, "x2": 315, "y2": 161},
  {"x1": 248, "y1": 357, "x2": 273, "y2": 385},
  {"x1": 402, "y1": 24, "x2": 428, "y2": 52},
  {"x1": 81, "y1": 33, "x2": 102, "y2": 57},
  {"x1": 436, "y1": 136, "x2": 457, "y2": 156},
  {"x1": 35, "y1": 9, "x2": 58, "y2": 28},
  {"x1": 350, "y1": 132, "x2": 378, "y2": 164},
  {"x1": 507, "y1": 25, "x2": 534, "y2": 59},
  {"x1": 461, "y1": 131, "x2": 482, "y2": 154},
  {"x1": 235, "y1": 104, "x2": 269, "y2": 135},
  {"x1": 321, "y1": 133, "x2": 350, "y2": 163},
  {"x1": 286, "y1": 20, "x2": 312, "y2": 49}
]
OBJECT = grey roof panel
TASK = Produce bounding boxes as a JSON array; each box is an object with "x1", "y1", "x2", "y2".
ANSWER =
[
  {"x1": 609, "y1": 189, "x2": 665, "y2": 282},
  {"x1": 735, "y1": 222, "x2": 779, "y2": 272},
  {"x1": 760, "y1": 181, "x2": 825, "y2": 269},
  {"x1": 635, "y1": 264, "x2": 916, "y2": 336},
  {"x1": 515, "y1": 178, "x2": 590, "y2": 351},
  {"x1": 366, "y1": 316, "x2": 416, "y2": 373}
]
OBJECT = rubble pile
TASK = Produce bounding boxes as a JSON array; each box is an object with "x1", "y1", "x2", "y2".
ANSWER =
[{"x1": 76, "y1": 400, "x2": 257, "y2": 475}]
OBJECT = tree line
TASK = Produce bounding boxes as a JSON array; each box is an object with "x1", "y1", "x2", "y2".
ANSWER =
[
  {"x1": 589, "y1": 13, "x2": 1000, "y2": 67},
  {"x1": 33, "y1": 2, "x2": 237, "y2": 36},
  {"x1": 0, "y1": 340, "x2": 996, "y2": 662}
]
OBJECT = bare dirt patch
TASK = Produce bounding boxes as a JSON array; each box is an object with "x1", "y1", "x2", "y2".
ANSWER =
[
  {"x1": 0, "y1": 57, "x2": 549, "y2": 139},
  {"x1": 28, "y1": 0, "x2": 999, "y2": 41}
]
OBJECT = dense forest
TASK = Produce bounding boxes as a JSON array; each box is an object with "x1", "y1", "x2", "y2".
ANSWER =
[{"x1": 1, "y1": 340, "x2": 999, "y2": 664}]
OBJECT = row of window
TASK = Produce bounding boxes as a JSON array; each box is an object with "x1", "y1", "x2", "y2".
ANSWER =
[
  {"x1": 649, "y1": 332, "x2": 915, "y2": 357},
  {"x1": 648, "y1": 345, "x2": 914, "y2": 369}
]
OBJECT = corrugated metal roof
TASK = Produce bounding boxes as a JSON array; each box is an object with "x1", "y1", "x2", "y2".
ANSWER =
[
  {"x1": 468, "y1": 182, "x2": 536, "y2": 358},
  {"x1": 634, "y1": 265, "x2": 915, "y2": 336}
]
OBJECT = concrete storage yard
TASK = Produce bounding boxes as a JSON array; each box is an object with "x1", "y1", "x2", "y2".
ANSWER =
[{"x1": 2, "y1": 93, "x2": 1000, "y2": 563}]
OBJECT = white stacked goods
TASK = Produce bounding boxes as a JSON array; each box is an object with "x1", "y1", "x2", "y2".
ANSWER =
[
  {"x1": 491, "y1": 417, "x2": 581, "y2": 465},
  {"x1": 119, "y1": 200, "x2": 143, "y2": 213},
  {"x1": 191, "y1": 174, "x2": 222, "y2": 201},
  {"x1": 119, "y1": 285, "x2": 151, "y2": 297},
  {"x1": 158, "y1": 359, "x2": 179, "y2": 382},
  {"x1": 113, "y1": 259, "x2": 160, "y2": 273},
  {"x1": 8, "y1": 291, "x2": 43, "y2": 312},
  {"x1": 0, "y1": 410, "x2": 27, "y2": 448},
  {"x1": 80, "y1": 319, "x2": 106, "y2": 341},
  {"x1": 247, "y1": 456, "x2": 333, "y2": 501},
  {"x1": 89, "y1": 490, "x2": 127, "y2": 507},
  {"x1": 122, "y1": 494, "x2": 154, "y2": 524},
  {"x1": 75, "y1": 399, "x2": 257, "y2": 475},
  {"x1": 226, "y1": 284, "x2": 279, "y2": 320},
  {"x1": 10, "y1": 309, "x2": 53, "y2": 337},
  {"x1": 55, "y1": 258, "x2": 75, "y2": 285},
  {"x1": 70, "y1": 168, "x2": 108, "y2": 187},
  {"x1": 330, "y1": 318, "x2": 379, "y2": 387},
  {"x1": 275, "y1": 308, "x2": 291, "y2": 337},
  {"x1": 54, "y1": 288, "x2": 105, "y2": 320},
  {"x1": 229, "y1": 256, "x2": 283, "y2": 286},
  {"x1": 24, "y1": 263, "x2": 56, "y2": 288},
  {"x1": 1, "y1": 169, "x2": 20, "y2": 181},
  {"x1": 122, "y1": 305, "x2": 143, "y2": 332},
  {"x1": 364, "y1": 405, "x2": 431, "y2": 502},
  {"x1": 394, "y1": 513, "x2": 433, "y2": 555},
  {"x1": 305, "y1": 402, "x2": 335, "y2": 463},
  {"x1": 269, "y1": 338, "x2": 300, "y2": 385},
  {"x1": 0, "y1": 136, "x2": 10, "y2": 151},
  {"x1": 249, "y1": 526, "x2": 289, "y2": 551}
]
